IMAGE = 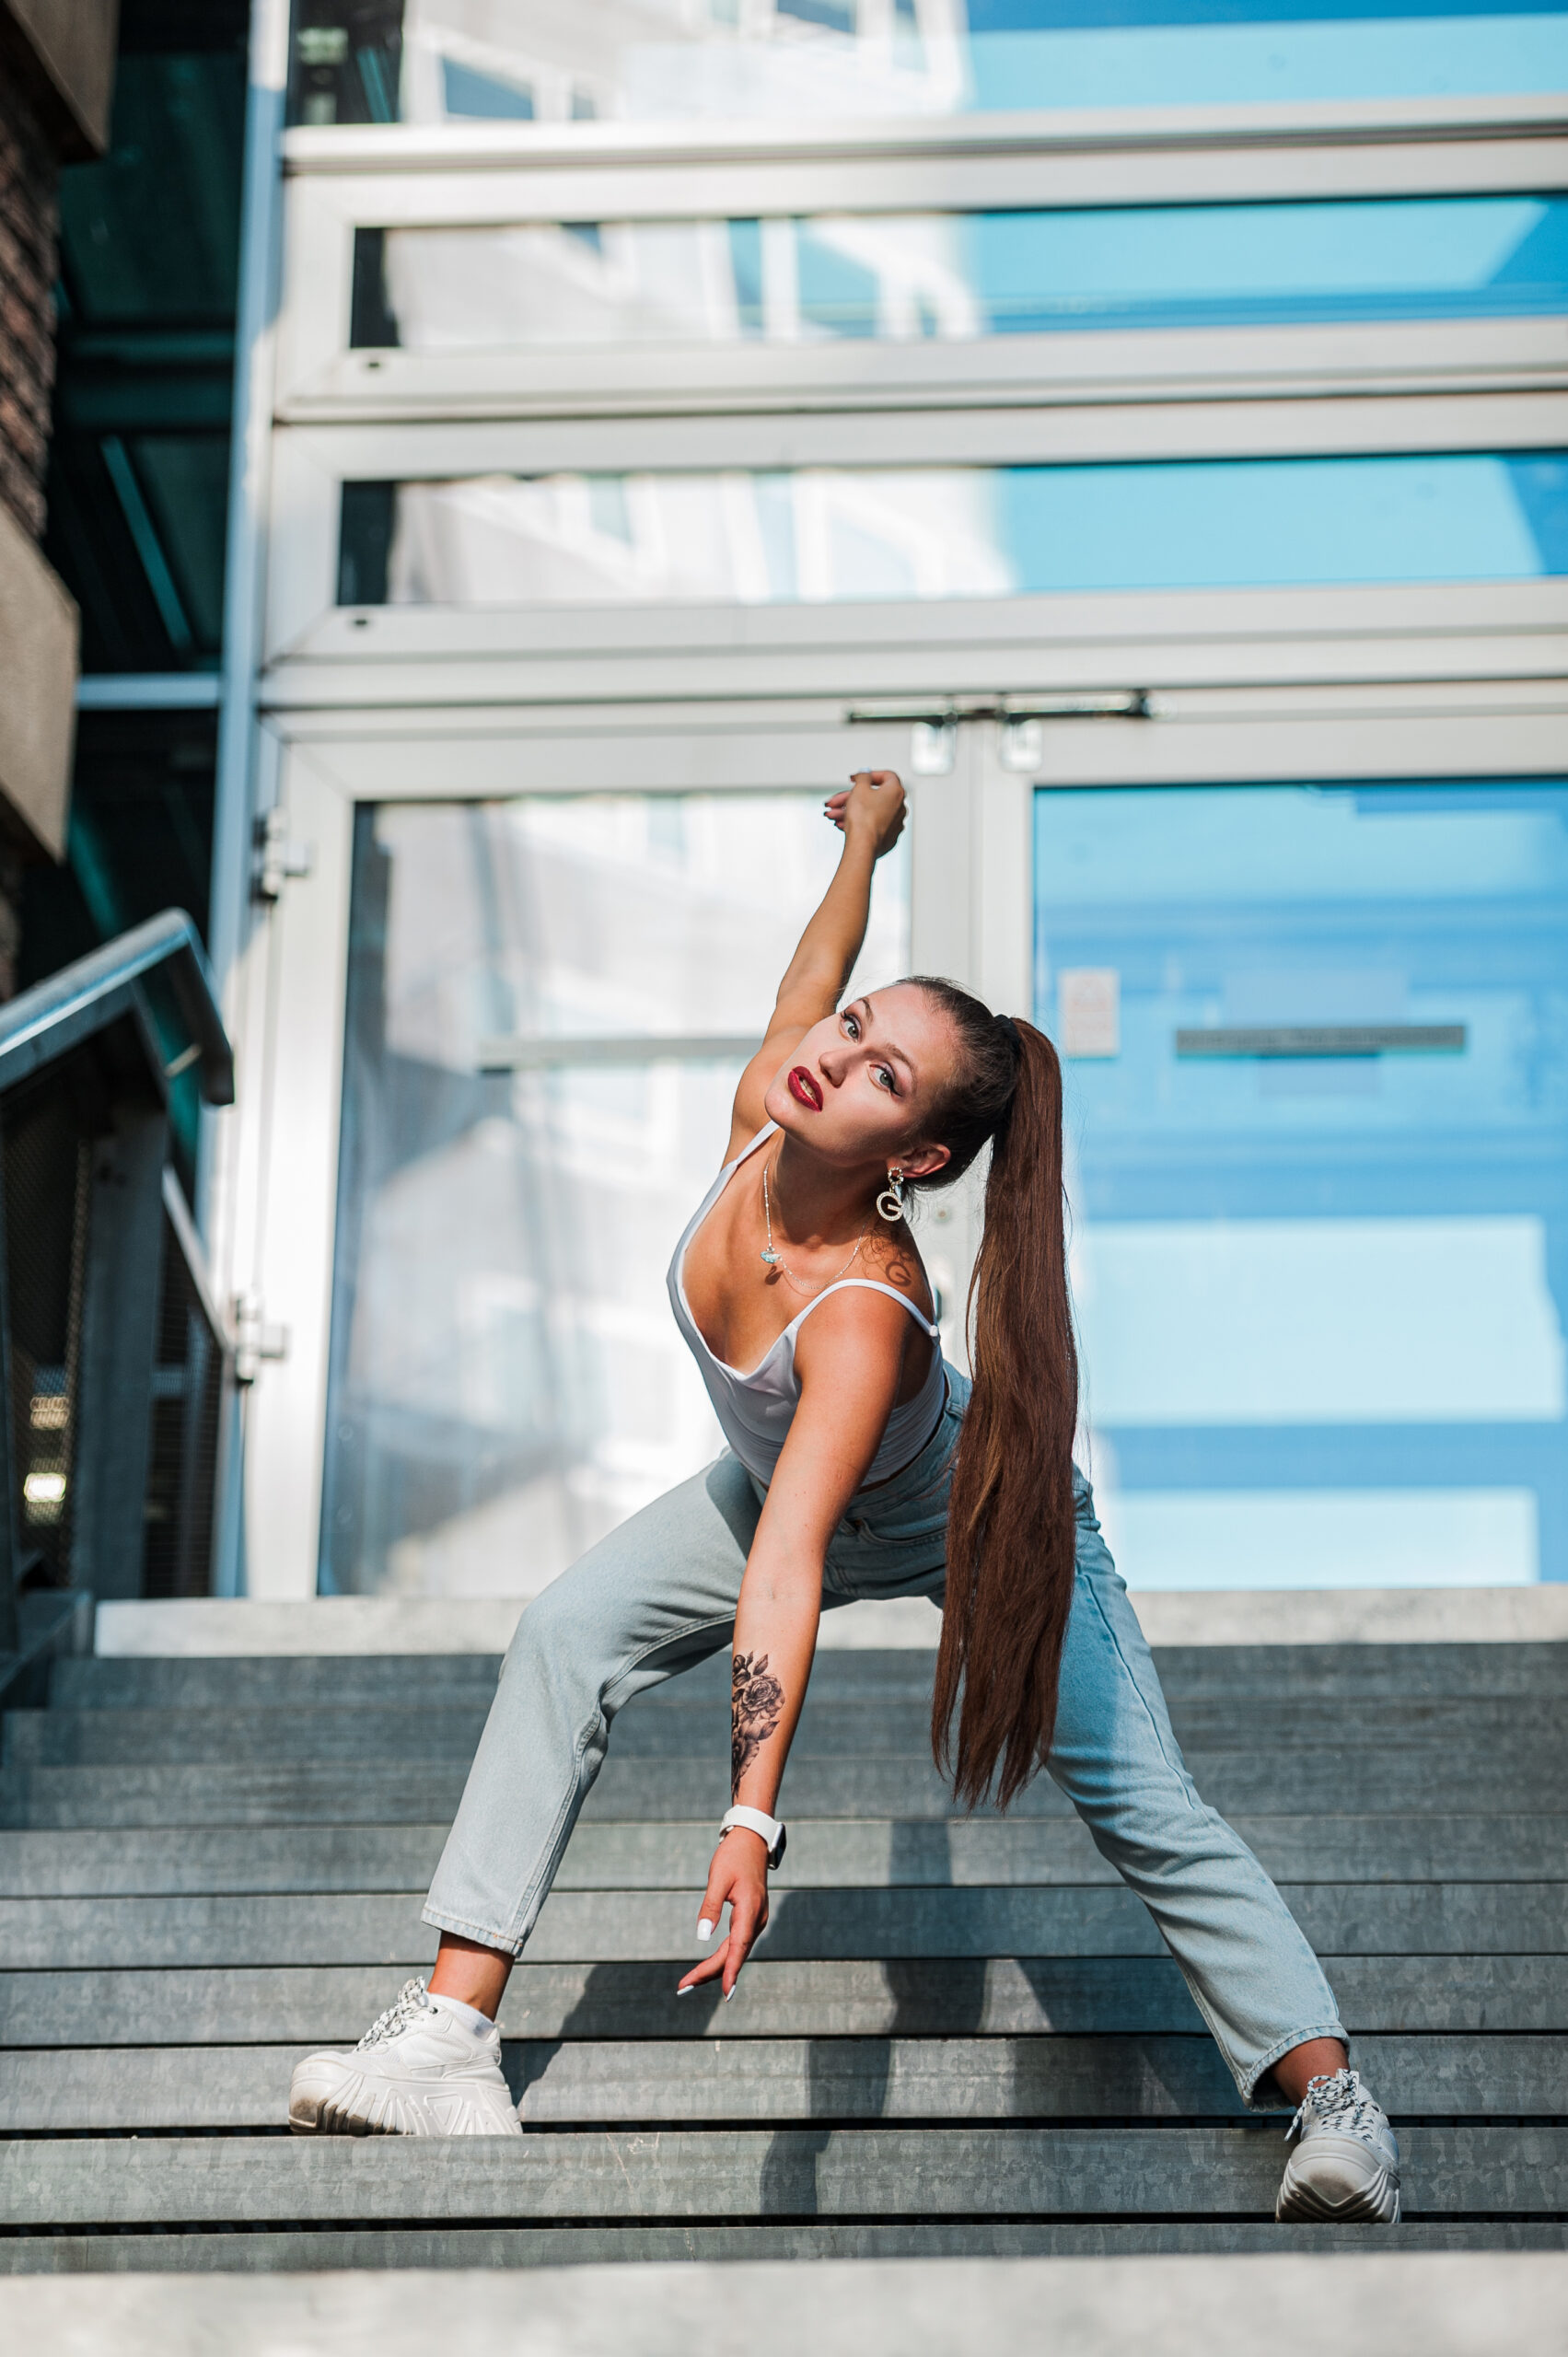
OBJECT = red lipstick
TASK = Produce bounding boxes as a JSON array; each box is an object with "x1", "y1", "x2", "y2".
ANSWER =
[{"x1": 788, "y1": 1065, "x2": 823, "y2": 1111}]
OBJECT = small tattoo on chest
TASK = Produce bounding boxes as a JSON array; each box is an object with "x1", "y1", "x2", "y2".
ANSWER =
[{"x1": 731, "y1": 1650, "x2": 786, "y2": 1795}]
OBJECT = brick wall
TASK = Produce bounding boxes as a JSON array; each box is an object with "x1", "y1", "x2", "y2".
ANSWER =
[
  {"x1": 0, "y1": 63, "x2": 57, "y2": 545},
  {"x1": 0, "y1": 59, "x2": 67, "y2": 994}
]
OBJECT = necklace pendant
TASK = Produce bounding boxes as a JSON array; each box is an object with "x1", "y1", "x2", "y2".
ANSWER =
[{"x1": 760, "y1": 1247, "x2": 780, "y2": 1266}]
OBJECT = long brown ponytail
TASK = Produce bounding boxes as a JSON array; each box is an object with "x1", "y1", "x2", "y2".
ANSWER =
[{"x1": 900, "y1": 981, "x2": 1078, "y2": 1811}]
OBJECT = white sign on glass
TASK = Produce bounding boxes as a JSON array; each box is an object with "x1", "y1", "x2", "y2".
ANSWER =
[{"x1": 1058, "y1": 968, "x2": 1121, "y2": 1058}]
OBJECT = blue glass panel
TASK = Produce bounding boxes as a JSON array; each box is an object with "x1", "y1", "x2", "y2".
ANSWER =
[
  {"x1": 997, "y1": 455, "x2": 1559, "y2": 589},
  {"x1": 796, "y1": 227, "x2": 882, "y2": 338},
  {"x1": 972, "y1": 0, "x2": 1565, "y2": 18},
  {"x1": 964, "y1": 14, "x2": 1568, "y2": 107},
  {"x1": 374, "y1": 199, "x2": 1568, "y2": 360},
  {"x1": 753, "y1": 473, "x2": 799, "y2": 598},
  {"x1": 352, "y1": 453, "x2": 1568, "y2": 606},
  {"x1": 293, "y1": 0, "x2": 1568, "y2": 127},
  {"x1": 1508, "y1": 456, "x2": 1568, "y2": 570},
  {"x1": 1033, "y1": 782, "x2": 1568, "y2": 1587},
  {"x1": 727, "y1": 219, "x2": 765, "y2": 337},
  {"x1": 440, "y1": 59, "x2": 534, "y2": 120},
  {"x1": 779, "y1": 0, "x2": 856, "y2": 27},
  {"x1": 960, "y1": 199, "x2": 1568, "y2": 332}
]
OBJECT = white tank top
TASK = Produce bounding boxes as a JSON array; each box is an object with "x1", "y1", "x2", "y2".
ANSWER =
[{"x1": 668, "y1": 1123, "x2": 946, "y2": 1486}]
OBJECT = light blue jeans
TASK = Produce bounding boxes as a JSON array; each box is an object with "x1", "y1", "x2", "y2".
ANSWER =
[{"x1": 424, "y1": 1367, "x2": 1346, "y2": 2106}]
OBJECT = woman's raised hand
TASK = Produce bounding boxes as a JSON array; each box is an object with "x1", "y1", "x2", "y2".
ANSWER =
[
  {"x1": 675, "y1": 1829, "x2": 771, "y2": 2003},
  {"x1": 824, "y1": 770, "x2": 906, "y2": 860}
]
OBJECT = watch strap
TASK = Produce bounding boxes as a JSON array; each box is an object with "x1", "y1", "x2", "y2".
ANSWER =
[{"x1": 722, "y1": 1804, "x2": 787, "y2": 1869}]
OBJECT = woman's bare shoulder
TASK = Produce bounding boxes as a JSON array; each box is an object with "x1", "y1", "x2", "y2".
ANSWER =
[
  {"x1": 790, "y1": 1248, "x2": 935, "y2": 1409},
  {"x1": 860, "y1": 1225, "x2": 937, "y2": 1318},
  {"x1": 792, "y1": 1231, "x2": 936, "y2": 1352}
]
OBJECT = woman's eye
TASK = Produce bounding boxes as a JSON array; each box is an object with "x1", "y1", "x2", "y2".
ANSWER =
[
  {"x1": 872, "y1": 1065, "x2": 895, "y2": 1093},
  {"x1": 842, "y1": 1014, "x2": 860, "y2": 1039}
]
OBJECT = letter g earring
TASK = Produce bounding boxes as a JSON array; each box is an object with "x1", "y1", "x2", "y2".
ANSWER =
[{"x1": 876, "y1": 1167, "x2": 907, "y2": 1224}]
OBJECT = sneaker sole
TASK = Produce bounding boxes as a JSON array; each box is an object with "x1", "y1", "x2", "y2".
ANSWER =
[
  {"x1": 289, "y1": 2069, "x2": 521, "y2": 2139},
  {"x1": 1275, "y1": 2168, "x2": 1400, "y2": 2225}
]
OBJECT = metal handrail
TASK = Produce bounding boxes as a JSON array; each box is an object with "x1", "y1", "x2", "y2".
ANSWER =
[{"x1": 0, "y1": 910, "x2": 233, "y2": 1107}]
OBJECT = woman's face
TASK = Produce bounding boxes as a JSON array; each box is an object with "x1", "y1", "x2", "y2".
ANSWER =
[{"x1": 761, "y1": 983, "x2": 958, "y2": 1178}]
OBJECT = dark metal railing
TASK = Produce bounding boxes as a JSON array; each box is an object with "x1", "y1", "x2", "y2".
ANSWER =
[
  {"x1": 0, "y1": 909, "x2": 234, "y2": 1104},
  {"x1": 0, "y1": 911, "x2": 235, "y2": 1663}
]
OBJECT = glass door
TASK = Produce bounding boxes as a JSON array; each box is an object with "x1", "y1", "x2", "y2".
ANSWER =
[
  {"x1": 319, "y1": 785, "x2": 910, "y2": 1598},
  {"x1": 1036, "y1": 780, "x2": 1568, "y2": 1589}
]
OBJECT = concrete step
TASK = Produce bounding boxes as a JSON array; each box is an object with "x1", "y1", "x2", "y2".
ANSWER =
[
  {"x1": 52, "y1": 1642, "x2": 1568, "y2": 1713},
  {"x1": 511, "y1": 2029, "x2": 1564, "y2": 2127},
  {"x1": 1146, "y1": 1641, "x2": 1568, "y2": 1701},
  {"x1": 2, "y1": 2032, "x2": 1560, "y2": 2134},
  {"x1": 2, "y1": 1745, "x2": 1551, "y2": 1829},
  {"x1": 5, "y1": 1881, "x2": 1562, "y2": 1971},
  {"x1": 54, "y1": 1655, "x2": 509, "y2": 1712},
  {"x1": 6, "y1": 1956, "x2": 1563, "y2": 2048},
  {"x1": 11, "y1": 1637, "x2": 1564, "y2": 2271},
  {"x1": 10, "y1": 1693, "x2": 1563, "y2": 1767},
  {"x1": 11, "y1": 2252, "x2": 1568, "y2": 2356},
  {"x1": 6, "y1": 2222, "x2": 1568, "y2": 2272},
  {"x1": 6, "y1": 1813, "x2": 1563, "y2": 1898},
  {"x1": 5, "y1": 2126, "x2": 1564, "y2": 2228}
]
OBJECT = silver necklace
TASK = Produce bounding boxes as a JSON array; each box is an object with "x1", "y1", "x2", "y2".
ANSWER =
[{"x1": 761, "y1": 1155, "x2": 869, "y2": 1297}]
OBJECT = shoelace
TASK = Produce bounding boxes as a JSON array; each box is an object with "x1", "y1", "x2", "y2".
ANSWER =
[
  {"x1": 1287, "y1": 2067, "x2": 1381, "y2": 2147},
  {"x1": 355, "y1": 1976, "x2": 431, "y2": 2050}
]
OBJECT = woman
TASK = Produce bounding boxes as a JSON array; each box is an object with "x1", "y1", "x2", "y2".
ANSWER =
[{"x1": 291, "y1": 771, "x2": 1399, "y2": 2224}]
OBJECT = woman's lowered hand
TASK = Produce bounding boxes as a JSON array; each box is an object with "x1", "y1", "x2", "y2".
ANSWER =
[{"x1": 675, "y1": 1828, "x2": 771, "y2": 2002}]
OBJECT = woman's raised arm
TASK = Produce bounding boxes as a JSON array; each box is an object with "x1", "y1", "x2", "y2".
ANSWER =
[{"x1": 725, "y1": 770, "x2": 906, "y2": 1159}]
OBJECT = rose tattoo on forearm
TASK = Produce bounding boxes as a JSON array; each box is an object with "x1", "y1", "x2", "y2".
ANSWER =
[{"x1": 731, "y1": 1650, "x2": 786, "y2": 1797}]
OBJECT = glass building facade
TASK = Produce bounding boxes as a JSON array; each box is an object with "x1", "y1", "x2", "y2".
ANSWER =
[
  {"x1": 208, "y1": 0, "x2": 1568, "y2": 1600},
  {"x1": 284, "y1": 1, "x2": 1568, "y2": 125}
]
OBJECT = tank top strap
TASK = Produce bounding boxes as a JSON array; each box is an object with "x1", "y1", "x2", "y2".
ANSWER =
[
  {"x1": 674, "y1": 1122, "x2": 778, "y2": 1287},
  {"x1": 729, "y1": 1121, "x2": 778, "y2": 1173},
  {"x1": 788, "y1": 1277, "x2": 940, "y2": 1341}
]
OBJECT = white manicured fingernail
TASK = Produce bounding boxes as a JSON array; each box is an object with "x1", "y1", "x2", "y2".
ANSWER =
[
  {"x1": 724, "y1": 1988, "x2": 735, "y2": 2003},
  {"x1": 696, "y1": 1919, "x2": 714, "y2": 1940},
  {"x1": 675, "y1": 1985, "x2": 693, "y2": 1998}
]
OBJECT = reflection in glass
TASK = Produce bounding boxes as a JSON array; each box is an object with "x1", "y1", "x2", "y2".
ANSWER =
[
  {"x1": 337, "y1": 455, "x2": 1568, "y2": 610},
  {"x1": 356, "y1": 200, "x2": 1568, "y2": 353},
  {"x1": 289, "y1": 0, "x2": 1568, "y2": 127},
  {"x1": 321, "y1": 793, "x2": 909, "y2": 1598},
  {"x1": 1034, "y1": 782, "x2": 1568, "y2": 1589}
]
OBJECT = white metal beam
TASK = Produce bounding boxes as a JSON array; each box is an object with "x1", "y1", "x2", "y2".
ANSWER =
[
  {"x1": 204, "y1": 0, "x2": 293, "y2": 1599},
  {"x1": 280, "y1": 319, "x2": 1568, "y2": 429},
  {"x1": 279, "y1": 93, "x2": 1568, "y2": 177}
]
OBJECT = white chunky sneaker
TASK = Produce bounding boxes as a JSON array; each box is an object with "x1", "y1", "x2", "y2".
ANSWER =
[
  {"x1": 1276, "y1": 2067, "x2": 1400, "y2": 2223},
  {"x1": 289, "y1": 1978, "x2": 522, "y2": 2138}
]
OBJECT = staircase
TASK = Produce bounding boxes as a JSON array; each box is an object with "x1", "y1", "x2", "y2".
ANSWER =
[{"x1": 2, "y1": 1634, "x2": 1565, "y2": 2269}]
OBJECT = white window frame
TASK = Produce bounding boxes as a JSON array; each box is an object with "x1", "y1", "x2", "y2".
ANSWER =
[
  {"x1": 264, "y1": 419, "x2": 1568, "y2": 676},
  {"x1": 274, "y1": 106, "x2": 1568, "y2": 422},
  {"x1": 263, "y1": 559, "x2": 1568, "y2": 724},
  {"x1": 261, "y1": 101, "x2": 1568, "y2": 702}
]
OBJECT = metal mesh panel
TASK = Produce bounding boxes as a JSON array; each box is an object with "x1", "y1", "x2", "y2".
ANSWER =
[
  {"x1": 1, "y1": 1058, "x2": 226, "y2": 1601},
  {"x1": 141, "y1": 1209, "x2": 224, "y2": 1598},
  {"x1": 0, "y1": 918, "x2": 234, "y2": 1623},
  {"x1": 2, "y1": 1066, "x2": 94, "y2": 1588}
]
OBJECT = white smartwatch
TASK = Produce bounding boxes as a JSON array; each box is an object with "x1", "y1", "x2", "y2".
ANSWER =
[{"x1": 721, "y1": 1804, "x2": 787, "y2": 1869}]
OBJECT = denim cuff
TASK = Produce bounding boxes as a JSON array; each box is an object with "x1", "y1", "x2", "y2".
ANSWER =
[
  {"x1": 1242, "y1": 2021, "x2": 1351, "y2": 2110},
  {"x1": 420, "y1": 1901, "x2": 528, "y2": 1961}
]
